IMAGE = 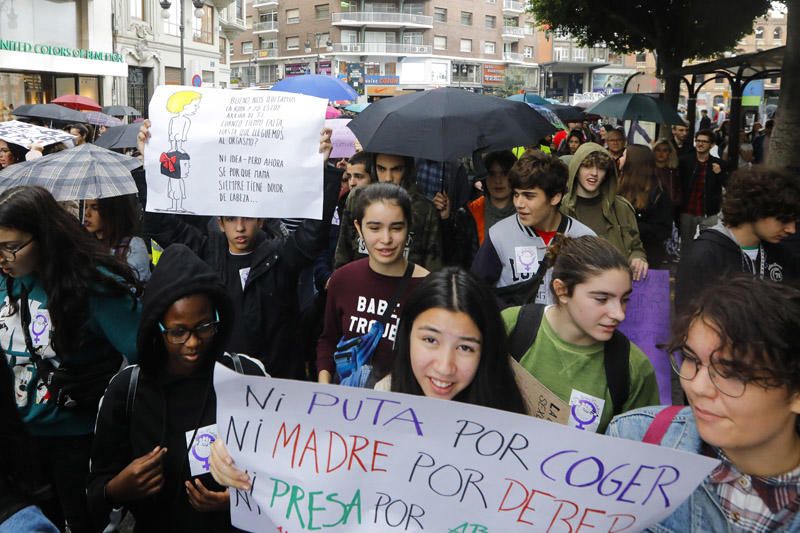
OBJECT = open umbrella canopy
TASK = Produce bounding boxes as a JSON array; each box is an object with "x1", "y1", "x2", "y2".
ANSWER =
[
  {"x1": 270, "y1": 74, "x2": 358, "y2": 102},
  {"x1": 529, "y1": 105, "x2": 566, "y2": 130},
  {"x1": 0, "y1": 143, "x2": 140, "y2": 201},
  {"x1": 94, "y1": 124, "x2": 140, "y2": 150},
  {"x1": 102, "y1": 105, "x2": 142, "y2": 117},
  {"x1": 326, "y1": 106, "x2": 342, "y2": 119},
  {"x1": 585, "y1": 93, "x2": 684, "y2": 125},
  {"x1": 348, "y1": 88, "x2": 557, "y2": 161},
  {"x1": 12, "y1": 104, "x2": 86, "y2": 123},
  {"x1": 506, "y1": 93, "x2": 549, "y2": 105},
  {"x1": 83, "y1": 111, "x2": 124, "y2": 127},
  {"x1": 345, "y1": 102, "x2": 370, "y2": 113},
  {"x1": 51, "y1": 94, "x2": 102, "y2": 112}
]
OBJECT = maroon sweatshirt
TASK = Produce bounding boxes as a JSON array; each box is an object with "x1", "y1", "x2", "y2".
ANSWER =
[{"x1": 317, "y1": 258, "x2": 425, "y2": 379}]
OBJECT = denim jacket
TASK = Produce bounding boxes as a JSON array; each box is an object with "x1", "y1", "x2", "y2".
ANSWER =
[{"x1": 606, "y1": 405, "x2": 800, "y2": 533}]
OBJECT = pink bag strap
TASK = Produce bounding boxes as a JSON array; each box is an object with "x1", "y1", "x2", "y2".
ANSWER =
[{"x1": 642, "y1": 405, "x2": 684, "y2": 445}]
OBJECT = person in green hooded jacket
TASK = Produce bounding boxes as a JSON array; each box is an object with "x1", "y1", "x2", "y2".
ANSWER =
[{"x1": 561, "y1": 142, "x2": 649, "y2": 281}]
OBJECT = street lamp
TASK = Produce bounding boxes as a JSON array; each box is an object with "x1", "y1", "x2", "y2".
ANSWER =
[
  {"x1": 160, "y1": 0, "x2": 206, "y2": 85},
  {"x1": 305, "y1": 32, "x2": 333, "y2": 74}
]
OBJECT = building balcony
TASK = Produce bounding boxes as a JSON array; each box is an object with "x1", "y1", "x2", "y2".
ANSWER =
[
  {"x1": 502, "y1": 0, "x2": 525, "y2": 15},
  {"x1": 331, "y1": 11, "x2": 434, "y2": 29},
  {"x1": 218, "y1": 11, "x2": 246, "y2": 32},
  {"x1": 503, "y1": 52, "x2": 524, "y2": 63},
  {"x1": 253, "y1": 0, "x2": 279, "y2": 10},
  {"x1": 255, "y1": 48, "x2": 280, "y2": 59},
  {"x1": 253, "y1": 21, "x2": 278, "y2": 34},
  {"x1": 332, "y1": 42, "x2": 432, "y2": 55},
  {"x1": 502, "y1": 26, "x2": 525, "y2": 40}
]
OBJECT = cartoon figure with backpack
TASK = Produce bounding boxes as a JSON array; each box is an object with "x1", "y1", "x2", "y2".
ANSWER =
[
  {"x1": 504, "y1": 235, "x2": 659, "y2": 433},
  {"x1": 159, "y1": 90, "x2": 201, "y2": 213}
]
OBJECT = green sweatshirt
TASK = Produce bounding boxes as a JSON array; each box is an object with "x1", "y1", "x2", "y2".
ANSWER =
[
  {"x1": 502, "y1": 305, "x2": 659, "y2": 433},
  {"x1": 0, "y1": 273, "x2": 140, "y2": 436}
]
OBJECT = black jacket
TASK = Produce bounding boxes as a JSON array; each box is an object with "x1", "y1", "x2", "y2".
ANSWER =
[
  {"x1": 675, "y1": 224, "x2": 800, "y2": 311},
  {"x1": 634, "y1": 185, "x2": 674, "y2": 266},
  {"x1": 144, "y1": 164, "x2": 341, "y2": 377},
  {"x1": 87, "y1": 244, "x2": 267, "y2": 533},
  {"x1": 678, "y1": 153, "x2": 727, "y2": 217}
]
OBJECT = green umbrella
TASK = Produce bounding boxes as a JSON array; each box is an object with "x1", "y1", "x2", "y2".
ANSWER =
[
  {"x1": 585, "y1": 93, "x2": 684, "y2": 125},
  {"x1": 506, "y1": 93, "x2": 549, "y2": 105}
]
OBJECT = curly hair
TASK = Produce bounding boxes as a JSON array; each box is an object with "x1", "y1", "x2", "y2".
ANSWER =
[
  {"x1": 667, "y1": 276, "x2": 800, "y2": 393},
  {"x1": 721, "y1": 166, "x2": 800, "y2": 226},
  {"x1": 508, "y1": 149, "x2": 568, "y2": 202}
]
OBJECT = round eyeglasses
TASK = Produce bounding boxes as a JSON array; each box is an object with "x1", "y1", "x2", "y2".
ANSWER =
[{"x1": 669, "y1": 348, "x2": 747, "y2": 398}]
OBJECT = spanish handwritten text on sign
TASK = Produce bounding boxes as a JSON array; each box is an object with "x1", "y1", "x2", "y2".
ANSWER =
[
  {"x1": 144, "y1": 86, "x2": 327, "y2": 218},
  {"x1": 214, "y1": 364, "x2": 717, "y2": 533}
]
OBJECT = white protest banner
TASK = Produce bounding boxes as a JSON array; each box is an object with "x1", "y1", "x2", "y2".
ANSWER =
[
  {"x1": 325, "y1": 118, "x2": 357, "y2": 159},
  {"x1": 214, "y1": 364, "x2": 718, "y2": 533},
  {"x1": 144, "y1": 85, "x2": 327, "y2": 218},
  {"x1": 0, "y1": 120, "x2": 75, "y2": 148}
]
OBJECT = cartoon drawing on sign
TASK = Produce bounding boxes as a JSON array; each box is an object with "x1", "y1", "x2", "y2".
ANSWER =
[{"x1": 159, "y1": 91, "x2": 201, "y2": 213}]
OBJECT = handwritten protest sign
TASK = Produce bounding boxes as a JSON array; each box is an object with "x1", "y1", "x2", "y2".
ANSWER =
[
  {"x1": 618, "y1": 270, "x2": 672, "y2": 404},
  {"x1": 510, "y1": 358, "x2": 569, "y2": 425},
  {"x1": 144, "y1": 85, "x2": 327, "y2": 218},
  {"x1": 325, "y1": 118, "x2": 357, "y2": 159},
  {"x1": 0, "y1": 120, "x2": 75, "y2": 148},
  {"x1": 214, "y1": 364, "x2": 717, "y2": 533}
]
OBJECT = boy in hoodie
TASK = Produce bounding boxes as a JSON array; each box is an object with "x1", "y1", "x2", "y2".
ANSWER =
[
  {"x1": 561, "y1": 142, "x2": 649, "y2": 281},
  {"x1": 88, "y1": 244, "x2": 266, "y2": 533},
  {"x1": 334, "y1": 153, "x2": 442, "y2": 271},
  {"x1": 471, "y1": 150, "x2": 595, "y2": 307},
  {"x1": 675, "y1": 167, "x2": 799, "y2": 311},
  {"x1": 144, "y1": 131, "x2": 339, "y2": 378}
]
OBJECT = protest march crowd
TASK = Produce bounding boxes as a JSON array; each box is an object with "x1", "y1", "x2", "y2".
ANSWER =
[{"x1": 0, "y1": 89, "x2": 798, "y2": 533}]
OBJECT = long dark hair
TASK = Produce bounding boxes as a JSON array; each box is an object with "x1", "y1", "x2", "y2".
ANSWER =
[
  {"x1": 391, "y1": 268, "x2": 527, "y2": 414},
  {"x1": 0, "y1": 186, "x2": 140, "y2": 357},
  {"x1": 547, "y1": 235, "x2": 631, "y2": 299},
  {"x1": 353, "y1": 182, "x2": 414, "y2": 228},
  {"x1": 618, "y1": 144, "x2": 659, "y2": 211},
  {"x1": 93, "y1": 194, "x2": 142, "y2": 258}
]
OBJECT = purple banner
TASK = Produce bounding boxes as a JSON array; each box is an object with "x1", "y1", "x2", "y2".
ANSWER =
[
  {"x1": 325, "y1": 118, "x2": 357, "y2": 159},
  {"x1": 618, "y1": 269, "x2": 672, "y2": 404}
]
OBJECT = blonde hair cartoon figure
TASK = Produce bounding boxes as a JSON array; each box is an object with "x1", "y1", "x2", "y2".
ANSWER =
[{"x1": 166, "y1": 90, "x2": 201, "y2": 153}]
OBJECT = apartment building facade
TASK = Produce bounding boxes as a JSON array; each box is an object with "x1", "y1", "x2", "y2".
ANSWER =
[
  {"x1": 230, "y1": 0, "x2": 542, "y2": 96},
  {"x1": 111, "y1": 0, "x2": 248, "y2": 116}
]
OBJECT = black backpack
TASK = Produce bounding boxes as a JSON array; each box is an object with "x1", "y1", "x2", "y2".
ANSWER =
[{"x1": 508, "y1": 304, "x2": 631, "y2": 416}]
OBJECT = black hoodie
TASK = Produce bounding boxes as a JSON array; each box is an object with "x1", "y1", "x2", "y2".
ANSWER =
[
  {"x1": 88, "y1": 244, "x2": 265, "y2": 533},
  {"x1": 676, "y1": 223, "x2": 800, "y2": 311}
]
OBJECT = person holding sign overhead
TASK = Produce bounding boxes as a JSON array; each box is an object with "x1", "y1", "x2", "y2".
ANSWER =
[
  {"x1": 502, "y1": 236, "x2": 659, "y2": 434},
  {"x1": 140, "y1": 121, "x2": 340, "y2": 379},
  {"x1": 88, "y1": 244, "x2": 266, "y2": 533},
  {"x1": 608, "y1": 277, "x2": 800, "y2": 532}
]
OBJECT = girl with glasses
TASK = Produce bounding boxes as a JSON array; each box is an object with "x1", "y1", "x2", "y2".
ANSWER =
[
  {"x1": 88, "y1": 244, "x2": 266, "y2": 532},
  {"x1": 0, "y1": 186, "x2": 141, "y2": 533},
  {"x1": 607, "y1": 276, "x2": 800, "y2": 532}
]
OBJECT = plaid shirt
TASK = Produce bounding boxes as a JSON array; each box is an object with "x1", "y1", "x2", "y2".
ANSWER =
[
  {"x1": 685, "y1": 160, "x2": 707, "y2": 216},
  {"x1": 704, "y1": 445, "x2": 800, "y2": 532},
  {"x1": 414, "y1": 159, "x2": 448, "y2": 200}
]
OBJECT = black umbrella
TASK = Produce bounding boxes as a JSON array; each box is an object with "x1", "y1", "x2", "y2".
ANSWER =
[
  {"x1": 347, "y1": 88, "x2": 556, "y2": 161},
  {"x1": 543, "y1": 104, "x2": 589, "y2": 123},
  {"x1": 585, "y1": 93, "x2": 684, "y2": 125},
  {"x1": 102, "y1": 105, "x2": 142, "y2": 117},
  {"x1": 94, "y1": 124, "x2": 140, "y2": 150},
  {"x1": 12, "y1": 103, "x2": 86, "y2": 123}
]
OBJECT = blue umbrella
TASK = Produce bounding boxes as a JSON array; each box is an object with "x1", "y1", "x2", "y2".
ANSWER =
[
  {"x1": 345, "y1": 102, "x2": 370, "y2": 113},
  {"x1": 270, "y1": 74, "x2": 358, "y2": 102},
  {"x1": 506, "y1": 93, "x2": 549, "y2": 105}
]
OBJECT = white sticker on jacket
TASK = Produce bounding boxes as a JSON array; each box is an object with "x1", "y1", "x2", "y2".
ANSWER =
[
  {"x1": 514, "y1": 246, "x2": 539, "y2": 276},
  {"x1": 568, "y1": 390, "x2": 605, "y2": 433},
  {"x1": 186, "y1": 424, "x2": 218, "y2": 477},
  {"x1": 239, "y1": 267, "x2": 251, "y2": 290}
]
